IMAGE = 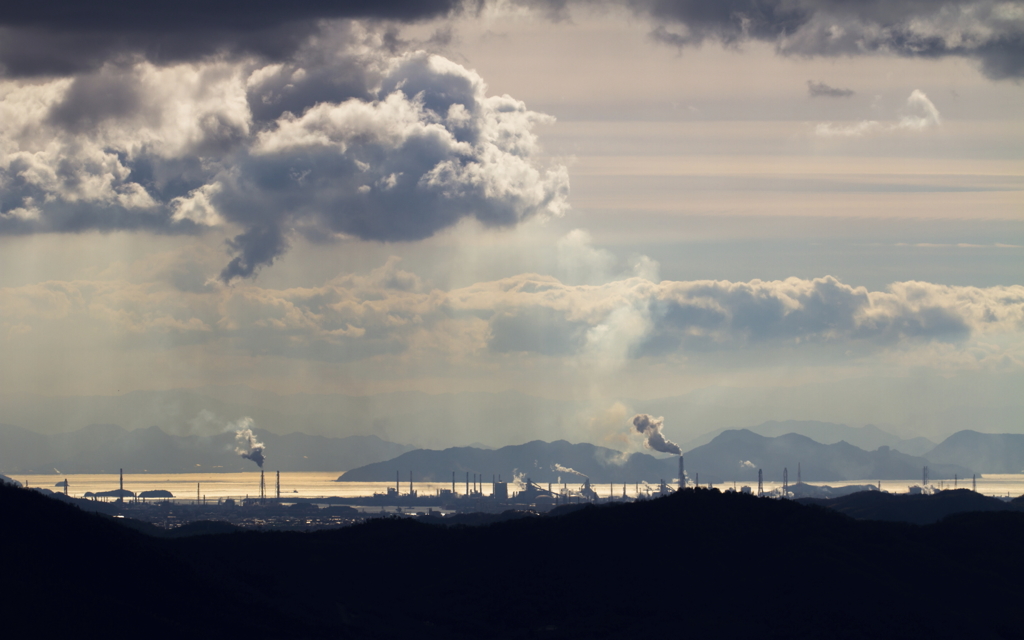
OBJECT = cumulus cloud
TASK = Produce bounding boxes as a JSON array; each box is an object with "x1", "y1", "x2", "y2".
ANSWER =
[
  {"x1": 815, "y1": 89, "x2": 941, "y2": 137},
  {"x1": 0, "y1": 32, "x2": 568, "y2": 282},
  {"x1": 2, "y1": 268, "x2": 1021, "y2": 367},
  {"x1": 454, "y1": 273, "x2": 1024, "y2": 360}
]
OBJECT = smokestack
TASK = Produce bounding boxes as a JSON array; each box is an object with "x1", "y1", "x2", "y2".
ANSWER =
[
  {"x1": 631, "y1": 414, "x2": 682, "y2": 455},
  {"x1": 452, "y1": 471, "x2": 456, "y2": 494},
  {"x1": 466, "y1": 472, "x2": 469, "y2": 495},
  {"x1": 64, "y1": 478, "x2": 68, "y2": 496},
  {"x1": 679, "y1": 455, "x2": 685, "y2": 489},
  {"x1": 276, "y1": 471, "x2": 280, "y2": 500},
  {"x1": 758, "y1": 469, "x2": 763, "y2": 496},
  {"x1": 197, "y1": 482, "x2": 200, "y2": 505},
  {"x1": 120, "y1": 468, "x2": 123, "y2": 492}
]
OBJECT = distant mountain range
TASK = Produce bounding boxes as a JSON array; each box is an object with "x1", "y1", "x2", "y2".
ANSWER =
[
  {"x1": 338, "y1": 439, "x2": 679, "y2": 485},
  {"x1": 924, "y1": 430, "x2": 1024, "y2": 473},
  {"x1": 2, "y1": 417, "x2": 1015, "y2": 480},
  {"x1": 682, "y1": 429, "x2": 972, "y2": 484},
  {"x1": 0, "y1": 423, "x2": 412, "y2": 474},
  {"x1": 5, "y1": 380, "x2": 1020, "y2": 452},
  {"x1": 340, "y1": 429, "x2": 976, "y2": 484},
  {"x1": 682, "y1": 420, "x2": 937, "y2": 456}
]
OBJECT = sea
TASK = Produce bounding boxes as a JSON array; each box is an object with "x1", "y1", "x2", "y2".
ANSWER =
[{"x1": 18, "y1": 472, "x2": 1024, "y2": 503}]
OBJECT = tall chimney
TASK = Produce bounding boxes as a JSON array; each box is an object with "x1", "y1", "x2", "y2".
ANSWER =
[
  {"x1": 276, "y1": 471, "x2": 280, "y2": 500},
  {"x1": 679, "y1": 455, "x2": 685, "y2": 489},
  {"x1": 409, "y1": 470, "x2": 413, "y2": 495},
  {"x1": 119, "y1": 468, "x2": 123, "y2": 492},
  {"x1": 452, "y1": 471, "x2": 456, "y2": 494},
  {"x1": 466, "y1": 471, "x2": 469, "y2": 495}
]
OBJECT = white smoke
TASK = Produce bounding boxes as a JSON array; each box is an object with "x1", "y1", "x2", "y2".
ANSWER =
[
  {"x1": 552, "y1": 463, "x2": 587, "y2": 478},
  {"x1": 233, "y1": 417, "x2": 266, "y2": 468},
  {"x1": 511, "y1": 469, "x2": 527, "y2": 489}
]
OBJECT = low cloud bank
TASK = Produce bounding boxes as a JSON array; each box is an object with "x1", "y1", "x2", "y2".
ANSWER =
[{"x1": 3, "y1": 268, "x2": 1021, "y2": 368}]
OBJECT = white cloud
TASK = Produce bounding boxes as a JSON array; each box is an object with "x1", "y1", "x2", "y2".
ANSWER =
[
  {"x1": 816, "y1": 89, "x2": 942, "y2": 138},
  {"x1": 1, "y1": 262, "x2": 1021, "y2": 375}
]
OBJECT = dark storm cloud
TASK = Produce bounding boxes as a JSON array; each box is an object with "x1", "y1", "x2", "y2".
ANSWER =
[
  {"x1": 0, "y1": 42, "x2": 567, "y2": 282},
  {"x1": 526, "y1": 0, "x2": 1024, "y2": 79},
  {"x1": 807, "y1": 80, "x2": 854, "y2": 98},
  {"x1": 0, "y1": 1, "x2": 465, "y2": 76},
  {"x1": 207, "y1": 51, "x2": 567, "y2": 281},
  {"x1": 221, "y1": 225, "x2": 289, "y2": 282},
  {"x1": 642, "y1": 0, "x2": 810, "y2": 46}
]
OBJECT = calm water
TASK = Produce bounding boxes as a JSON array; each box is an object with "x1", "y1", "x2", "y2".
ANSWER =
[{"x1": 19, "y1": 472, "x2": 1024, "y2": 502}]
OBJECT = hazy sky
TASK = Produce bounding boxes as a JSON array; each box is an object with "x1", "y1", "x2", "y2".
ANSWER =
[{"x1": 0, "y1": 1, "x2": 1021, "y2": 444}]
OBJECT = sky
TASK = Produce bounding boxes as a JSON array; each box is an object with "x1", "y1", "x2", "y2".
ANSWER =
[{"x1": 0, "y1": 0, "x2": 1021, "y2": 447}]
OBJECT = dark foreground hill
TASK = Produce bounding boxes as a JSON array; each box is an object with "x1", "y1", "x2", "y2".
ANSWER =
[
  {"x1": 4, "y1": 483, "x2": 1024, "y2": 639},
  {"x1": 799, "y1": 488, "x2": 1024, "y2": 525}
]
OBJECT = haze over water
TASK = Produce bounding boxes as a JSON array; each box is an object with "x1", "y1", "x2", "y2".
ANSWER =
[{"x1": 24, "y1": 473, "x2": 1024, "y2": 502}]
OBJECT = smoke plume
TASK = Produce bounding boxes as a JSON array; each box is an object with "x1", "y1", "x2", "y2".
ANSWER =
[
  {"x1": 233, "y1": 417, "x2": 266, "y2": 468},
  {"x1": 631, "y1": 413, "x2": 682, "y2": 455},
  {"x1": 552, "y1": 463, "x2": 587, "y2": 478}
]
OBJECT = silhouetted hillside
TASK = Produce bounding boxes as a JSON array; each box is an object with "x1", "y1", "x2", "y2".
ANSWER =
[
  {"x1": 338, "y1": 439, "x2": 678, "y2": 483},
  {"x1": 799, "y1": 488, "x2": 1023, "y2": 525},
  {"x1": 684, "y1": 429, "x2": 973, "y2": 483},
  {"x1": 0, "y1": 483, "x2": 337, "y2": 637},
  {"x1": 0, "y1": 422, "x2": 412, "y2": 473},
  {"x1": 926, "y1": 430, "x2": 1024, "y2": 473},
  {"x1": 5, "y1": 482, "x2": 1024, "y2": 639}
]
